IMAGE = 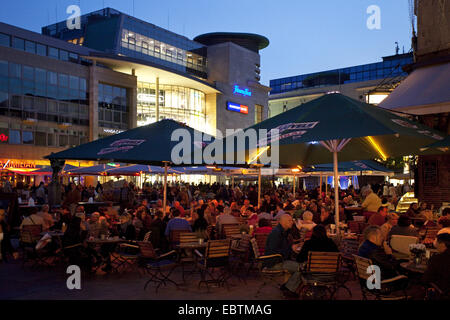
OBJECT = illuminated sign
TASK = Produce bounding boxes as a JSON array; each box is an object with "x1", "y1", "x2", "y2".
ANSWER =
[
  {"x1": 102, "y1": 128, "x2": 124, "y2": 135},
  {"x1": 227, "y1": 101, "x2": 248, "y2": 114},
  {"x1": 233, "y1": 85, "x2": 252, "y2": 97},
  {"x1": 0, "y1": 134, "x2": 8, "y2": 142},
  {"x1": 0, "y1": 160, "x2": 36, "y2": 169}
]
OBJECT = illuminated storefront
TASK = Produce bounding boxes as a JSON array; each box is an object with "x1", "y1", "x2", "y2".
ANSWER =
[{"x1": 136, "y1": 82, "x2": 206, "y2": 131}]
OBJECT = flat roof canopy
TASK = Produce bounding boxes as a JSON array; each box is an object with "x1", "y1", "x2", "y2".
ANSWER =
[
  {"x1": 84, "y1": 53, "x2": 221, "y2": 94},
  {"x1": 379, "y1": 62, "x2": 450, "y2": 114}
]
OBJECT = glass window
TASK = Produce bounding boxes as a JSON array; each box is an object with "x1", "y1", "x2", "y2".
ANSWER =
[
  {"x1": 48, "y1": 47, "x2": 58, "y2": 59},
  {"x1": 114, "y1": 112, "x2": 121, "y2": 123},
  {"x1": 0, "y1": 33, "x2": 10, "y2": 47},
  {"x1": 23, "y1": 66, "x2": 34, "y2": 80},
  {"x1": 36, "y1": 44, "x2": 46, "y2": 56},
  {"x1": 58, "y1": 74, "x2": 68, "y2": 87},
  {"x1": 13, "y1": 37, "x2": 24, "y2": 50},
  {"x1": 22, "y1": 131, "x2": 33, "y2": 144},
  {"x1": 48, "y1": 71, "x2": 57, "y2": 85},
  {"x1": 47, "y1": 133, "x2": 55, "y2": 146},
  {"x1": 47, "y1": 85, "x2": 57, "y2": 99},
  {"x1": 9, "y1": 129, "x2": 20, "y2": 144},
  {"x1": 9, "y1": 63, "x2": 21, "y2": 78},
  {"x1": 69, "y1": 135, "x2": 78, "y2": 146},
  {"x1": 69, "y1": 52, "x2": 78, "y2": 62},
  {"x1": 59, "y1": 50, "x2": 68, "y2": 61},
  {"x1": 59, "y1": 134, "x2": 68, "y2": 147},
  {"x1": 0, "y1": 60, "x2": 7, "y2": 76},
  {"x1": 35, "y1": 131, "x2": 46, "y2": 146},
  {"x1": 80, "y1": 78, "x2": 86, "y2": 91},
  {"x1": 25, "y1": 41, "x2": 35, "y2": 53},
  {"x1": 35, "y1": 68, "x2": 46, "y2": 83},
  {"x1": 48, "y1": 100, "x2": 58, "y2": 113},
  {"x1": 9, "y1": 78, "x2": 21, "y2": 94},
  {"x1": 69, "y1": 76, "x2": 79, "y2": 89}
]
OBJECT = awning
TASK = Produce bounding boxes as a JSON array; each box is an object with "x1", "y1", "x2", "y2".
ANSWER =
[{"x1": 379, "y1": 62, "x2": 450, "y2": 114}]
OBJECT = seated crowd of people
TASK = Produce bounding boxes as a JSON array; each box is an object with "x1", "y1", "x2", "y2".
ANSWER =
[{"x1": 1, "y1": 180, "x2": 449, "y2": 299}]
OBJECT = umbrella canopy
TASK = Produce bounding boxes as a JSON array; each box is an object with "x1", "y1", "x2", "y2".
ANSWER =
[
  {"x1": 218, "y1": 93, "x2": 446, "y2": 234},
  {"x1": 219, "y1": 93, "x2": 445, "y2": 167},
  {"x1": 66, "y1": 164, "x2": 117, "y2": 176},
  {"x1": 304, "y1": 159, "x2": 394, "y2": 176},
  {"x1": 45, "y1": 119, "x2": 212, "y2": 166},
  {"x1": 104, "y1": 164, "x2": 181, "y2": 176},
  {"x1": 420, "y1": 135, "x2": 450, "y2": 152}
]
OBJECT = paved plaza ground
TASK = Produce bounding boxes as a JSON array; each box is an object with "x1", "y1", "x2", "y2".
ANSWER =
[{"x1": 0, "y1": 258, "x2": 364, "y2": 300}]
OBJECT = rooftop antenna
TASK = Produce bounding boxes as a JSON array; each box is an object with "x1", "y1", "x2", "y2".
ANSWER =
[
  {"x1": 395, "y1": 42, "x2": 399, "y2": 55},
  {"x1": 132, "y1": 0, "x2": 135, "y2": 16},
  {"x1": 167, "y1": 10, "x2": 170, "y2": 30}
]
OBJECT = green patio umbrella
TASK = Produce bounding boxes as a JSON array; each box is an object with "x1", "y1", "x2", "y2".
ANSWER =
[
  {"x1": 46, "y1": 119, "x2": 213, "y2": 214},
  {"x1": 420, "y1": 135, "x2": 450, "y2": 153},
  {"x1": 218, "y1": 93, "x2": 446, "y2": 234}
]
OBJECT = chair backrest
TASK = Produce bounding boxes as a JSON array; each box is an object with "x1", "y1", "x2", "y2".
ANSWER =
[
  {"x1": 204, "y1": 239, "x2": 231, "y2": 264},
  {"x1": 169, "y1": 229, "x2": 191, "y2": 244},
  {"x1": 390, "y1": 235, "x2": 419, "y2": 255},
  {"x1": 306, "y1": 251, "x2": 341, "y2": 273},
  {"x1": 254, "y1": 232, "x2": 269, "y2": 256},
  {"x1": 250, "y1": 238, "x2": 261, "y2": 259},
  {"x1": 21, "y1": 224, "x2": 43, "y2": 243},
  {"x1": 353, "y1": 216, "x2": 366, "y2": 222},
  {"x1": 143, "y1": 231, "x2": 152, "y2": 242},
  {"x1": 341, "y1": 239, "x2": 360, "y2": 257},
  {"x1": 271, "y1": 220, "x2": 278, "y2": 228},
  {"x1": 138, "y1": 241, "x2": 157, "y2": 259},
  {"x1": 222, "y1": 224, "x2": 240, "y2": 238},
  {"x1": 179, "y1": 232, "x2": 198, "y2": 244},
  {"x1": 353, "y1": 255, "x2": 373, "y2": 280},
  {"x1": 236, "y1": 234, "x2": 252, "y2": 258},
  {"x1": 424, "y1": 227, "x2": 440, "y2": 241},
  {"x1": 348, "y1": 221, "x2": 361, "y2": 233}
]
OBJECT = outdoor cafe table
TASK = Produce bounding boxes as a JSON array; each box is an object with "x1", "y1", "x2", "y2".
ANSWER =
[
  {"x1": 344, "y1": 206, "x2": 363, "y2": 215},
  {"x1": 176, "y1": 242, "x2": 207, "y2": 250},
  {"x1": 86, "y1": 237, "x2": 124, "y2": 273},
  {"x1": 400, "y1": 261, "x2": 427, "y2": 274}
]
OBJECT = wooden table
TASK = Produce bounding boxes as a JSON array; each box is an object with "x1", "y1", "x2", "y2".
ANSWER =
[
  {"x1": 400, "y1": 261, "x2": 427, "y2": 274},
  {"x1": 176, "y1": 242, "x2": 207, "y2": 250}
]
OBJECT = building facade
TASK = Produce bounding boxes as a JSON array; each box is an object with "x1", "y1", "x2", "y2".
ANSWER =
[
  {"x1": 268, "y1": 53, "x2": 413, "y2": 118},
  {"x1": 0, "y1": 7, "x2": 270, "y2": 184}
]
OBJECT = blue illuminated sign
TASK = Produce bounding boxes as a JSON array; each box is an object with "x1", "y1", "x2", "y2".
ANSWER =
[
  {"x1": 233, "y1": 85, "x2": 252, "y2": 97},
  {"x1": 227, "y1": 101, "x2": 248, "y2": 114}
]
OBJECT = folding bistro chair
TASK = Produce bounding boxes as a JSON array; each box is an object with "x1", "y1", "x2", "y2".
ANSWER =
[
  {"x1": 169, "y1": 229, "x2": 191, "y2": 249},
  {"x1": 353, "y1": 255, "x2": 409, "y2": 300},
  {"x1": 139, "y1": 241, "x2": 179, "y2": 293},
  {"x1": 340, "y1": 238, "x2": 360, "y2": 280},
  {"x1": 20, "y1": 225, "x2": 52, "y2": 268},
  {"x1": 195, "y1": 239, "x2": 232, "y2": 292},
  {"x1": 249, "y1": 238, "x2": 287, "y2": 298},
  {"x1": 298, "y1": 252, "x2": 349, "y2": 300},
  {"x1": 254, "y1": 232, "x2": 269, "y2": 256},
  {"x1": 178, "y1": 232, "x2": 200, "y2": 281},
  {"x1": 222, "y1": 224, "x2": 240, "y2": 239}
]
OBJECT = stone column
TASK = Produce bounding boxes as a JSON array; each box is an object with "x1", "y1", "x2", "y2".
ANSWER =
[
  {"x1": 129, "y1": 69, "x2": 137, "y2": 129},
  {"x1": 155, "y1": 77, "x2": 160, "y2": 121},
  {"x1": 48, "y1": 158, "x2": 65, "y2": 207},
  {"x1": 89, "y1": 62, "x2": 99, "y2": 141}
]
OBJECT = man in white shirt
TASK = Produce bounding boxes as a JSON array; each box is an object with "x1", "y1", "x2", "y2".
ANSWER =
[{"x1": 20, "y1": 207, "x2": 46, "y2": 230}]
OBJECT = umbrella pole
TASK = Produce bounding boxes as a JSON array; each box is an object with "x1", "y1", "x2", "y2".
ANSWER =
[
  {"x1": 258, "y1": 166, "x2": 261, "y2": 209},
  {"x1": 333, "y1": 151, "x2": 340, "y2": 235},
  {"x1": 163, "y1": 162, "x2": 168, "y2": 216},
  {"x1": 325, "y1": 175, "x2": 328, "y2": 196},
  {"x1": 293, "y1": 174, "x2": 296, "y2": 195},
  {"x1": 319, "y1": 173, "x2": 322, "y2": 199}
]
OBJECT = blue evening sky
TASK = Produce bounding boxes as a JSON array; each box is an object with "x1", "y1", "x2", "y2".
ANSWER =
[{"x1": 0, "y1": 0, "x2": 414, "y2": 85}]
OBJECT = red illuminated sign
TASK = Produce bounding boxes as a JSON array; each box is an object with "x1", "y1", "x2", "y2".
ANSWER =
[{"x1": 0, "y1": 134, "x2": 8, "y2": 142}]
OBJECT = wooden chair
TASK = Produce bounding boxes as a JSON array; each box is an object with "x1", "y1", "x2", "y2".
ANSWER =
[
  {"x1": 177, "y1": 232, "x2": 200, "y2": 281},
  {"x1": 353, "y1": 255, "x2": 409, "y2": 300},
  {"x1": 249, "y1": 238, "x2": 286, "y2": 298},
  {"x1": 138, "y1": 241, "x2": 178, "y2": 293},
  {"x1": 222, "y1": 224, "x2": 240, "y2": 239},
  {"x1": 230, "y1": 234, "x2": 253, "y2": 281},
  {"x1": 19, "y1": 225, "x2": 51, "y2": 268},
  {"x1": 254, "y1": 233, "x2": 269, "y2": 256},
  {"x1": 422, "y1": 227, "x2": 440, "y2": 247},
  {"x1": 169, "y1": 229, "x2": 191, "y2": 249},
  {"x1": 271, "y1": 220, "x2": 278, "y2": 228},
  {"x1": 298, "y1": 252, "x2": 349, "y2": 300},
  {"x1": 195, "y1": 239, "x2": 232, "y2": 292},
  {"x1": 340, "y1": 238, "x2": 360, "y2": 280}
]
